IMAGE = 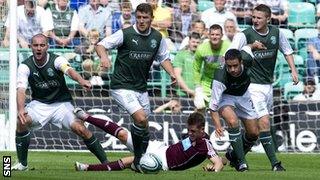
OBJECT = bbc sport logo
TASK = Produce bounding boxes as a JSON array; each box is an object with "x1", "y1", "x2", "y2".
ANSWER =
[{"x1": 3, "y1": 156, "x2": 11, "y2": 177}]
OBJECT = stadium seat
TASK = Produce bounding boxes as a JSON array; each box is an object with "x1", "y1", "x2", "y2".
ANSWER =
[
  {"x1": 197, "y1": 1, "x2": 214, "y2": 12},
  {"x1": 279, "y1": 28, "x2": 295, "y2": 50},
  {"x1": 273, "y1": 54, "x2": 304, "y2": 88},
  {"x1": 288, "y1": 2, "x2": 316, "y2": 28},
  {"x1": 283, "y1": 81, "x2": 304, "y2": 100},
  {"x1": 294, "y1": 28, "x2": 318, "y2": 51}
]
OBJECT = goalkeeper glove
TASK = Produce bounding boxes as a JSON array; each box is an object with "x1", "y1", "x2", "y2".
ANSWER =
[{"x1": 194, "y1": 86, "x2": 206, "y2": 109}]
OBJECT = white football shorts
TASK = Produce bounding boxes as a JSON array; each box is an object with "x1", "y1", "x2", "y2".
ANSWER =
[
  {"x1": 248, "y1": 83, "x2": 273, "y2": 118},
  {"x1": 219, "y1": 90, "x2": 258, "y2": 120},
  {"x1": 25, "y1": 100, "x2": 76, "y2": 130},
  {"x1": 111, "y1": 89, "x2": 151, "y2": 117}
]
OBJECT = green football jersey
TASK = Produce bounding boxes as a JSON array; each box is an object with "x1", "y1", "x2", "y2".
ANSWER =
[
  {"x1": 110, "y1": 27, "x2": 162, "y2": 92},
  {"x1": 23, "y1": 53, "x2": 72, "y2": 104},
  {"x1": 193, "y1": 40, "x2": 230, "y2": 96},
  {"x1": 243, "y1": 25, "x2": 279, "y2": 84},
  {"x1": 173, "y1": 50, "x2": 195, "y2": 97},
  {"x1": 214, "y1": 66, "x2": 250, "y2": 96}
]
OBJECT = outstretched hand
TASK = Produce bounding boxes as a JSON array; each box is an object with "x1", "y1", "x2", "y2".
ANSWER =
[
  {"x1": 202, "y1": 164, "x2": 216, "y2": 172},
  {"x1": 80, "y1": 79, "x2": 92, "y2": 91}
]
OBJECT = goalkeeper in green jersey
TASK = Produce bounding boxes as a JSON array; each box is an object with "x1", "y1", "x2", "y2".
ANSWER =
[
  {"x1": 228, "y1": 4, "x2": 299, "y2": 171},
  {"x1": 193, "y1": 24, "x2": 230, "y2": 111},
  {"x1": 12, "y1": 34, "x2": 107, "y2": 171}
]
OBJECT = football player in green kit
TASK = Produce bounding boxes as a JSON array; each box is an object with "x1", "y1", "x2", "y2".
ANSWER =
[
  {"x1": 228, "y1": 4, "x2": 299, "y2": 171},
  {"x1": 13, "y1": 34, "x2": 107, "y2": 171},
  {"x1": 95, "y1": 3, "x2": 176, "y2": 171}
]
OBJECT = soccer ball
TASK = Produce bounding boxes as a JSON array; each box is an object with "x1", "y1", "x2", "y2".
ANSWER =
[{"x1": 139, "y1": 153, "x2": 163, "y2": 174}]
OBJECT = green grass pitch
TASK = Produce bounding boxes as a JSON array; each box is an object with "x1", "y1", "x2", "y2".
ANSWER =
[{"x1": 1, "y1": 151, "x2": 320, "y2": 180}]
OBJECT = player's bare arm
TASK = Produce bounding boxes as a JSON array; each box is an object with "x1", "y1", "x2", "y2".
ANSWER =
[
  {"x1": 210, "y1": 110, "x2": 224, "y2": 138},
  {"x1": 95, "y1": 44, "x2": 112, "y2": 71},
  {"x1": 285, "y1": 54, "x2": 299, "y2": 85},
  {"x1": 17, "y1": 88, "x2": 28, "y2": 125},
  {"x1": 161, "y1": 59, "x2": 177, "y2": 86},
  {"x1": 67, "y1": 68, "x2": 92, "y2": 91},
  {"x1": 203, "y1": 156, "x2": 224, "y2": 172}
]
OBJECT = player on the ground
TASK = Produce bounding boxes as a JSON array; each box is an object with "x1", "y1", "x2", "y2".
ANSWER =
[
  {"x1": 12, "y1": 34, "x2": 107, "y2": 171},
  {"x1": 228, "y1": 4, "x2": 299, "y2": 171},
  {"x1": 73, "y1": 109, "x2": 224, "y2": 172},
  {"x1": 210, "y1": 49, "x2": 259, "y2": 172},
  {"x1": 95, "y1": 3, "x2": 176, "y2": 169}
]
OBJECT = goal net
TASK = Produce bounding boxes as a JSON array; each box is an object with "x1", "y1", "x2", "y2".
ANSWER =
[{"x1": 0, "y1": 0, "x2": 319, "y2": 153}]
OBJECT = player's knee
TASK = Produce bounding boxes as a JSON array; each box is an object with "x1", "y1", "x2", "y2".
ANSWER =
[
  {"x1": 71, "y1": 122, "x2": 92, "y2": 138},
  {"x1": 117, "y1": 130, "x2": 128, "y2": 143},
  {"x1": 134, "y1": 116, "x2": 148, "y2": 127},
  {"x1": 227, "y1": 119, "x2": 239, "y2": 128}
]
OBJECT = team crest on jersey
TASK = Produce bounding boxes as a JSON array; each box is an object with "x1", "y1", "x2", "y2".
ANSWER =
[
  {"x1": 270, "y1": 36, "x2": 276, "y2": 45},
  {"x1": 150, "y1": 39, "x2": 157, "y2": 49},
  {"x1": 47, "y1": 68, "x2": 54, "y2": 77}
]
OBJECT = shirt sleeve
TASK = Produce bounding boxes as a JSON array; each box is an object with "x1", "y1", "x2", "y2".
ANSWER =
[
  {"x1": 54, "y1": 56, "x2": 72, "y2": 74},
  {"x1": 209, "y1": 80, "x2": 226, "y2": 111},
  {"x1": 97, "y1": 30, "x2": 124, "y2": 49},
  {"x1": 229, "y1": 32, "x2": 247, "y2": 50},
  {"x1": 279, "y1": 30, "x2": 294, "y2": 55},
  {"x1": 17, "y1": 64, "x2": 30, "y2": 89},
  {"x1": 205, "y1": 139, "x2": 218, "y2": 158},
  {"x1": 156, "y1": 38, "x2": 170, "y2": 63}
]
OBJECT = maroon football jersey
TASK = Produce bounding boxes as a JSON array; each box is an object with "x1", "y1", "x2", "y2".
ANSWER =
[{"x1": 166, "y1": 136, "x2": 218, "y2": 170}]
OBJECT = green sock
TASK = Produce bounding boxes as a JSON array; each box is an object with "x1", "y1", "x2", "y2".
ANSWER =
[
  {"x1": 228, "y1": 127, "x2": 246, "y2": 164},
  {"x1": 16, "y1": 131, "x2": 30, "y2": 166},
  {"x1": 130, "y1": 123, "x2": 147, "y2": 165},
  {"x1": 242, "y1": 133, "x2": 257, "y2": 154},
  {"x1": 260, "y1": 131, "x2": 278, "y2": 166},
  {"x1": 83, "y1": 135, "x2": 107, "y2": 163}
]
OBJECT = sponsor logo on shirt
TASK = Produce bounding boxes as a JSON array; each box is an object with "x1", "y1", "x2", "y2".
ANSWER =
[{"x1": 129, "y1": 51, "x2": 153, "y2": 60}]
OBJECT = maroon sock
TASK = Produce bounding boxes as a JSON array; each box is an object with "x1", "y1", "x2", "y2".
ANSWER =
[
  {"x1": 87, "y1": 160, "x2": 125, "y2": 171},
  {"x1": 86, "y1": 116, "x2": 123, "y2": 137}
]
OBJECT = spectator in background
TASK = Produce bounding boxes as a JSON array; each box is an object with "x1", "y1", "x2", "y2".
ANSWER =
[
  {"x1": 148, "y1": 0, "x2": 171, "y2": 38},
  {"x1": 179, "y1": 20, "x2": 207, "y2": 50},
  {"x1": 223, "y1": 18, "x2": 239, "y2": 42},
  {"x1": 47, "y1": 0, "x2": 80, "y2": 48},
  {"x1": 0, "y1": 0, "x2": 8, "y2": 46},
  {"x1": 102, "y1": 0, "x2": 120, "y2": 12},
  {"x1": 201, "y1": 0, "x2": 238, "y2": 32},
  {"x1": 3, "y1": 0, "x2": 53, "y2": 48},
  {"x1": 173, "y1": 32, "x2": 201, "y2": 97},
  {"x1": 307, "y1": 20, "x2": 320, "y2": 81},
  {"x1": 258, "y1": 0, "x2": 289, "y2": 28},
  {"x1": 75, "y1": 29, "x2": 104, "y2": 86},
  {"x1": 292, "y1": 78, "x2": 320, "y2": 101},
  {"x1": 78, "y1": 0, "x2": 112, "y2": 39},
  {"x1": 169, "y1": 0, "x2": 200, "y2": 48},
  {"x1": 193, "y1": 24, "x2": 230, "y2": 112},
  {"x1": 111, "y1": 0, "x2": 135, "y2": 34},
  {"x1": 226, "y1": 0, "x2": 257, "y2": 26}
]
